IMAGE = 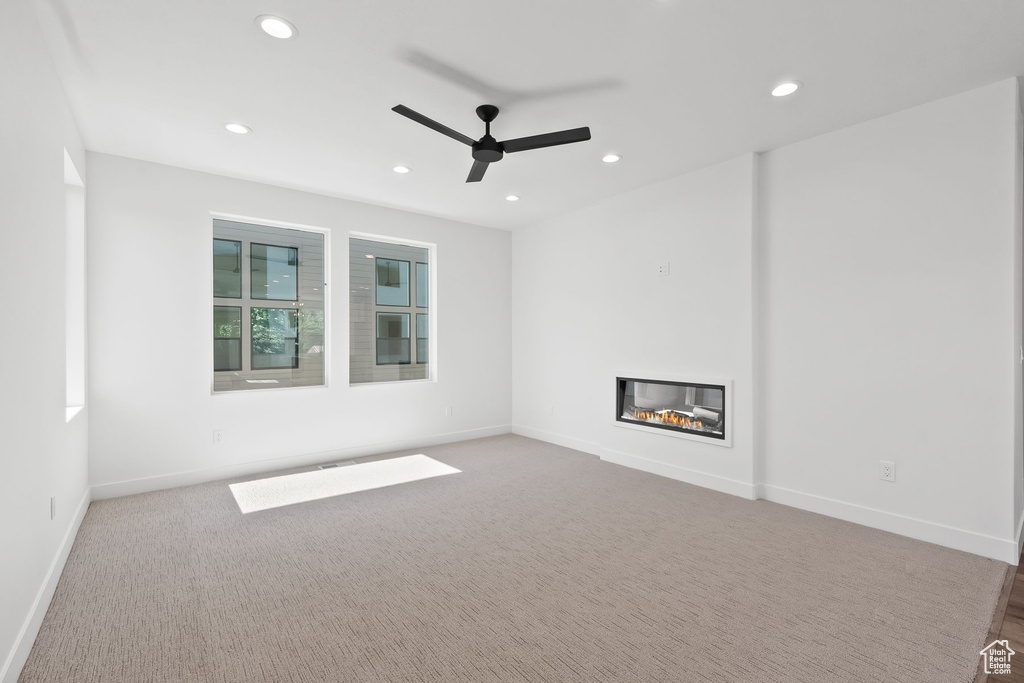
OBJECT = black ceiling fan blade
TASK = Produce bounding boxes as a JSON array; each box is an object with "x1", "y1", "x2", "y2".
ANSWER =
[
  {"x1": 392, "y1": 105, "x2": 476, "y2": 146},
  {"x1": 466, "y1": 159, "x2": 489, "y2": 183},
  {"x1": 500, "y1": 126, "x2": 591, "y2": 153}
]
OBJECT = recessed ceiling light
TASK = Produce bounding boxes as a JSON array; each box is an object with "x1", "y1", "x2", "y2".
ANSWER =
[
  {"x1": 256, "y1": 15, "x2": 297, "y2": 40},
  {"x1": 505, "y1": 195, "x2": 520, "y2": 202},
  {"x1": 602, "y1": 154, "x2": 622, "y2": 163},
  {"x1": 393, "y1": 165, "x2": 410, "y2": 174},
  {"x1": 224, "y1": 123, "x2": 251, "y2": 135},
  {"x1": 772, "y1": 81, "x2": 802, "y2": 97}
]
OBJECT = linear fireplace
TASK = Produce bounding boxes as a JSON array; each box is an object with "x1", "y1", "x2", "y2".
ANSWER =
[{"x1": 615, "y1": 376, "x2": 729, "y2": 444}]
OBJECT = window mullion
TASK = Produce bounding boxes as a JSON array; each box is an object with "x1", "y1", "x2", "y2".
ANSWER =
[{"x1": 242, "y1": 241, "x2": 252, "y2": 372}]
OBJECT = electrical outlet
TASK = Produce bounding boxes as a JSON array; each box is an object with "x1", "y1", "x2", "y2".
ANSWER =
[
  {"x1": 213, "y1": 429, "x2": 223, "y2": 444},
  {"x1": 656, "y1": 262, "x2": 670, "y2": 276},
  {"x1": 50, "y1": 496, "x2": 55, "y2": 520},
  {"x1": 444, "y1": 405, "x2": 453, "y2": 417},
  {"x1": 879, "y1": 461, "x2": 895, "y2": 482},
  {"x1": 546, "y1": 406, "x2": 555, "y2": 416}
]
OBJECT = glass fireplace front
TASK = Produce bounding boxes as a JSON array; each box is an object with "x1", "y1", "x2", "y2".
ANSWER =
[{"x1": 616, "y1": 377, "x2": 726, "y2": 440}]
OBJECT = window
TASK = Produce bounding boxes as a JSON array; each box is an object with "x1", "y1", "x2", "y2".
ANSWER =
[
  {"x1": 376, "y1": 312, "x2": 410, "y2": 364},
  {"x1": 416, "y1": 314, "x2": 428, "y2": 364},
  {"x1": 415, "y1": 264, "x2": 428, "y2": 309},
  {"x1": 251, "y1": 244, "x2": 298, "y2": 300},
  {"x1": 375, "y1": 259, "x2": 409, "y2": 306},
  {"x1": 350, "y1": 236, "x2": 432, "y2": 384},
  {"x1": 212, "y1": 219, "x2": 326, "y2": 392},
  {"x1": 213, "y1": 306, "x2": 242, "y2": 371},
  {"x1": 213, "y1": 239, "x2": 241, "y2": 298},
  {"x1": 416, "y1": 263, "x2": 428, "y2": 308},
  {"x1": 251, "y1": 308, "x2": 299, "y2": 369}
]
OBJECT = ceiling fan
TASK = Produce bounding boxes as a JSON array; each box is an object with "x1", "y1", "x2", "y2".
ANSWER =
[{"x1": 391, "y1": 104, "x2": 591, "y2": 183}]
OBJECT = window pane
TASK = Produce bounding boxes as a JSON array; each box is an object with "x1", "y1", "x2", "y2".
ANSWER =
[
  {"x1": 416, "y1": 313, "x2": 428, "y2": 364},
  {"x1": 376, "y1": 312, "x2": 410, "y2": 364},
  {"x1": 214, "y1": 339, "x2": 242, "y2": 371},
  {"x1": 416, "y1": 263, "x2": 428, "y2": 308},
  {"x1": 252, "y1": 308, "x2": 299, "y2": 369},
  {"x1": 214, "y1": 306, "x2": 242, "y2": 371},
  {"x1": 213, "y1": 240, "x2": 241, "y2": 298},
  {"x1": 214, "y1": 306, "x2": 241, "y2": 339},
  {"x1": 251, "y1": 244, "x2": 298, "y2": 300},
  {"x1": 375, "y1": 259, "x2": 410, "y2": 306}
]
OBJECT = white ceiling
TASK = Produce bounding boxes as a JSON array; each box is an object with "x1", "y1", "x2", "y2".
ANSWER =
[{"x1": 34, "y1": 0, "x2": 1024, "y2": 230}]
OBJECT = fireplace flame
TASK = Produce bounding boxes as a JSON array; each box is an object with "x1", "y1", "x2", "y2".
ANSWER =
[{"x1": 631, "y1": 409, "x2": 702, "y2": 430}]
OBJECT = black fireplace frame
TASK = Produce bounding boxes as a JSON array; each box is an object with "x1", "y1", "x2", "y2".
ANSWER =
[{"x1": 615, "y1": 376, "x2": 727, "y2": 441}]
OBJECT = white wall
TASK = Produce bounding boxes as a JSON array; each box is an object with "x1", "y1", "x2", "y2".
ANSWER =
[
  {"x1": 0, "y1": 0, "x2": 91, "y2": 680},
  {"x1": 512, "y1": 154, "x2": 758, "y2": 499},
  {"x1": 87, "y1": 154, "x2": 512, "y2": 495},
  {"x1": 758, "y1": 78, "x2": 1021, "y2": 561},
  {"x1": 512, "y1": 79, "x2": 1023, "y2": 563}
]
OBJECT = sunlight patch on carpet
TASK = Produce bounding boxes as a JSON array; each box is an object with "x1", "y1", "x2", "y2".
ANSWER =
[{"x1": 229, "y1": 454, "x2": 460, "y2": 513}]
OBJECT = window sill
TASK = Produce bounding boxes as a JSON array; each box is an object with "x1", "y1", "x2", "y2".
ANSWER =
[
  {"x1": 211, "y1": 383, "x2": 329, "y2": 396},
  {"x1": 65, "y1": 405, "x2": 84, "y2": 423},
  {"x1": 349, "y1": 377, "x2": 436, "y2": 388}
]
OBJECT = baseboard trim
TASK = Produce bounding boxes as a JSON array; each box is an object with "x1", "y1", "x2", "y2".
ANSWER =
[
  {"x1": 762, "y1": 483, "x2": 1019, "y2": 564},
  {"x1": 91, "y1": 425, "x2": 514, "y2": 500},
  {"x1": 1, "y1": 487, "x2": 91, "y2": 683},
  {"x1": 511, "y1": 425, "x2": 757, "y2": 500},
  {"x1": 512, "y1": 424, "x2": 1016, "y2": 563},
  {"x1": 599, "y1": 449, "x2": 758, "y2": 500},
  {"x1": 510, "y1": 425, "x2": 604, "y2": 457}
]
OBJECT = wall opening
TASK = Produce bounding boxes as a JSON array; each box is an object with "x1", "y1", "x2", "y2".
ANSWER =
[
  {"x1": 616, "y1": 377, "x2": 727, "y2": 440},
  {"x1": 211, "y1": 217, "x2": 328, "y2": 393},
  {"x1": 64, "y1": 149, "x2": 85, "y2": 421},
  {"x1": 349, "y1": 233, "x2": 436, "y2": 385}
]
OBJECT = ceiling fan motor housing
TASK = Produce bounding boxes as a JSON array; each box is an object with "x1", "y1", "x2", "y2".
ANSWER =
[
  {"x1": 473, "y1": 136, "x2": 504, "y2": 163},
  {"x1": 473, "y1": 105, "x2": 504, "y2": 162}
]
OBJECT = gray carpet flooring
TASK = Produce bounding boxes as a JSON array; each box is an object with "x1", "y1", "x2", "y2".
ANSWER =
[{"x1": 20, "y1": 435, "x2": 1007, "y2": 682}]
